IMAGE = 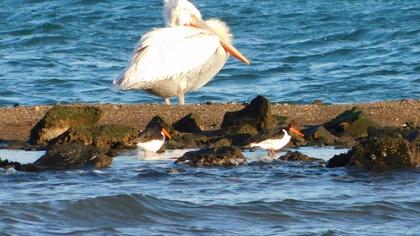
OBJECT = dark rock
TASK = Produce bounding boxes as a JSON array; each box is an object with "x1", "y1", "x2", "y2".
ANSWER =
[
  {"x1": 278, "y1": 151, "x2": 325, "y2": 163},
  {"x1": 272, "y1": 115, "x2": 290, "y2": 126},
  {"x1": 221, "y1": 96, "x2": 276, "y2": 131},
  {"x1": 332, "y1": 128, "x2": 416, "y2": 171},
  {"x1": 29, "y1": 105, "x2": 103, "y2": 145},
  {"x1": 304, "y1": 125, "x2": 336, "y2": 146},
  {"x1": 312, "y1": 100, "x2": 325, "y2": 106},
  {"x1": 172, "y1": 113, "x2": 203, "y2": 133},
  {"x1": 323, "y1": 107, "x2": 381, "y2": 138},
  {"x1": 165, "y1": 132, "x2": 210, "y2": 149},
  {"x1": 49, "y1": 124, "x2": 139, "y2": 150},
  {"x1": 0, "y1": 158, "x2": 39, "y2": 172},
  {"x1": 208, "y1": 138, "x2": 231, "y2": 148},
  {"x1": 175, "y1": 146, "x2": 246, "y2": 167},
  {"x1": 327, "y1": 151, "x2": 353, "y2": 168},
  {"x1": 33, "y1": 142, "x2": 112, "y2": 170},
  {"x1": 405, "y1": 128, "x2": 419, "y2": 166}
]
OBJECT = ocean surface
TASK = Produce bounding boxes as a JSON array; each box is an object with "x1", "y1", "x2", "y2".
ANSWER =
[
  {"x1": 1, "y1": 147, "x2": 419, "y2": 236},
  {"x1": 1, "y1": 0, "x2": 419, "y2": 106}
]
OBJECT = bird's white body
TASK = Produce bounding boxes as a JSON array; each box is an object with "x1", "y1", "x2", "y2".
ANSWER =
[
  {"x1": 114, "y1": 26, "x2": 229, "y2": 100},
  {"x1": 114, "y1": 0, "x2": 249, "y2": 105},
  {"x1": 136, "y1": 131, "x2": 166, "y2": 153},
  {"x1": 250, "y1": 130, "x2": 291, "y2": 151}
]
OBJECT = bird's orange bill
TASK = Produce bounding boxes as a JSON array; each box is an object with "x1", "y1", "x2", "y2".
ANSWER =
[
  {"x1": 290, "y1": 127, "x2": 305, "y2": 138},
  {"x1": 219, "y1": 39, "x2": 250, "y2": 65},
  {"x1": 189, "y1": 16, "x2": 250, "y2": 65},
  {"x1": 162, "y1": 128, "x2": 172, "y2": 140}
]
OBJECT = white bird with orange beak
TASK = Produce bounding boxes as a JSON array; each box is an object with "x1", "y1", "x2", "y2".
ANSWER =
[
  {"x1": 114, "y1": 0, "x2": 250, "y2": 105},
  {"x1": 249, "y1": 125, "x2": 305, "y2": 156}
]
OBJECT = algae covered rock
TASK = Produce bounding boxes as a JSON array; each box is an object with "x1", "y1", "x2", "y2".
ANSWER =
[
  {"x1": 348, "y1": 130, "x2": 414, "y2": 171},
  {"x1": 326, "y1": 152, "x2": 353, "y2": 168},
  {"x1": 29, "y1": 105, "x2": 103, "y2": 145},
  {"x1": 327, "y1": 128, "x2": 417, "y2": 171},
  {"x1": 50, "y1": 124, "x2": 139, "y2": 150},
  {"x1": 323, "y1": 107, "x2": 380, "y2": 138},
  {"x1": 405, "y1": 127, "x2": 419, "y2": 166},
  {"x1": 278, "y1": 151, "x2": 325, "y2": 163},
  {"x1": 33, "y1": 142, "x2": 112, "y2": 170},
  {"x1": 221, "y1": 96, "x2": 276, "y2": 131},
  {"x1": 175, "y1": 146, "x2": 246, "y2": 167},
  {"x1": 304, "y1": 125, "x2": 336, "y2": 146},
  {"x1": 172, "y1": 113, "x2": 203, "y2": 133}
]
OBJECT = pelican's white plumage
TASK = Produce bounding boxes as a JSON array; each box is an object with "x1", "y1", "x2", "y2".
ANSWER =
[
  {"x1": 114, "y1": 0, "x2": 249, "y2": 105},
  {"x1": 115, "y1": 26, "x2": 225, "y2": 91}
]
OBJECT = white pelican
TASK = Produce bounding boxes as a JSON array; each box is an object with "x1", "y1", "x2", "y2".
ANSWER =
[
  {"x1": 114, "y1": 0, "x2": 250, "y2": 105},
  {"x1": 136, "y1": 127, "x2": 172, "y2": 157},
  {"x1": 250, "y1": 125, "x2": 305, "y2": 156}
]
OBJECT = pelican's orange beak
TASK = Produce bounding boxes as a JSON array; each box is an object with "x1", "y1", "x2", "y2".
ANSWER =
[
  {"x1": 161, "y1": 128, "x2": 172, "y2": 140},
  {"x1": 289, "y1": 127, "x2": 305, "y2": 138},
  {"x1": 189, "y1": 16, "x2": 250, "y2": 65}
]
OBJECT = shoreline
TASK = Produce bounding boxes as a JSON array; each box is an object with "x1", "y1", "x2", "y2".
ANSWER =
[{"x1": 0, "y1": 99, "x2": 418, "y2": 142}]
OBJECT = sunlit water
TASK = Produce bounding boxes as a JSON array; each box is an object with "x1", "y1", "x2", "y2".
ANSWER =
[
  {"x1": 1, "y1": 147, "x2": 419, "y2": 235},
  {"x1": 1, "y1": 0, "x2": 419, "y2": 106}
]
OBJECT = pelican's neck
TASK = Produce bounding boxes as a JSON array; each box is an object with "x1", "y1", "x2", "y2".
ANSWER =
[
  {"x1": 205, "y1": 19, "x2": 233, "y2": 44},
  {"x1": 164, "y1": 0, "x2": 202, "y2": 27}
]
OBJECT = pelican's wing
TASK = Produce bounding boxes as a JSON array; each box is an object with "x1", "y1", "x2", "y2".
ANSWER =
[{"x1": 114, "y1": 27, "x2": 220, "y2": 89}]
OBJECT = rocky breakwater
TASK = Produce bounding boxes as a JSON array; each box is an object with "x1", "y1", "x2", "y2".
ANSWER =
[{"x1": 1, "y1": 96, "x2": 418, "y2": 171}]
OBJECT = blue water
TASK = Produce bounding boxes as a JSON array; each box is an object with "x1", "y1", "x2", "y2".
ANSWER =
[
  {"x1": 1, "y1": 0, "x2": 419, "y2": 106},
  {"x1": 1, "y1": 147, "x2": 419, "y2": 235}
]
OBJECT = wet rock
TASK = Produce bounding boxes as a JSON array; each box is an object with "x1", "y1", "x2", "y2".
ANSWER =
[
  {"x1": 29, "y1": 105, "x2": 103, "y2": 145},
  {"x1": 33, "y1": 142, "x2": 112, "y2": 170},
  {"x1": 328, "y1": 128, "x2": 417, "y2": 171},
  {"x1": 175, "y1": 146, "x2": 246, "y2": 167},
  {"x1": 221, "y1": 96, "x2": 276, "y2": 131},
  {"x1": 304, "y1": 125, "x2": 336, "y2": 146},
  {"x1": 172, "y1": 113, "x2": 203, "y2": 133},
  {"x1": 326, "y1": 152, "x2": 353, "y2": 168},
  {"x1": 0, "y1": 158, "x2": 39, "y2": 172},
  {"x1": 49, "y1": 124, "x2": 139, "y2": 150},
  {"x1": 405, "y1": 128, "x2": 419, "y2": 166},
  {"x1": 278, "y1": 151, "x2": 325, "y2": 163},
  {"x1": 323, "y1": 107, "x2": 381, "y2": 138}
]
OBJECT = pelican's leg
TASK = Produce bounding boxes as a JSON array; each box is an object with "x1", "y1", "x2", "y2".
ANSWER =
[
  {"x1": 164, "y1": 98, "x2": 171, "y2": 105},
  {"x1": 178, "y1": 92, "x2": 185, "y2": 105},
  {"x1": 268, "y1": 149, "x2": 275, "y2": 157}
]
